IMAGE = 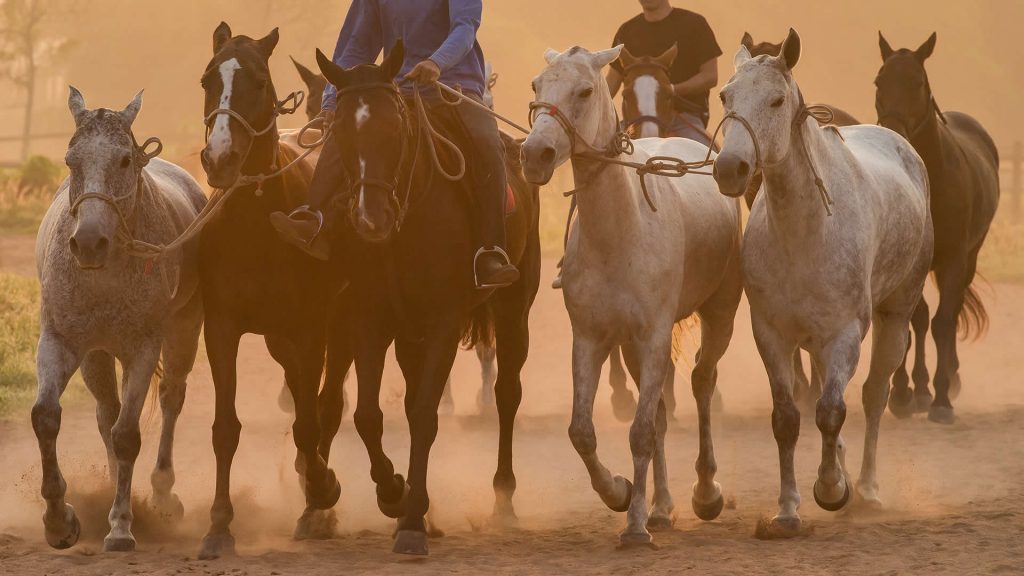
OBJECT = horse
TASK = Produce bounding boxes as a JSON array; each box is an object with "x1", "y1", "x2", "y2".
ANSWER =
[
  {"x1": 291, "y1": 57, "x2": 328, "y2": 123},
  {"x1": 619, "y1": 44, "x2": 679, "y2": 140},
  {"x1": 740, "y1": 31, "x2": 862, "y2": 413},
  {"x1": 875, "y1": 32, "x2": 1000, "y2": 424},
  {"x1": 196, "y1": 23, "x2": 350, "y2": 559},
  {"x1": 714, "y1": 29, "x2": 933, "y2": 537},
  {"x1": 315, "y1": 43, "x2": 541, "y2": 556},
  {"x1": 522, "y1": 45, "x2": 743, "y2": 547},
  {"x1": 33, "y1": 88, "x2": 205, "y2": 552}
]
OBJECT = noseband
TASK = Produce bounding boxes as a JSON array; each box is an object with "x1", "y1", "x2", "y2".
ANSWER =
[{"x1": 528, "y1": 101, "x2": 634, "y2": 158}]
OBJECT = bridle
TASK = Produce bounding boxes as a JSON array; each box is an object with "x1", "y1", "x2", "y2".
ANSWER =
[
  {"x1": 202, "y1": 89, "x2": 304, "y2": 194},
  {"x1": 620, "y1": 61, "x2": 673, "y2": 136},
  {"x1": 529, "y1": 100, "x2": 634, "y2": 159},
  {"x1": 718, "y1": 89, "x2": 837, "y2": 215}
]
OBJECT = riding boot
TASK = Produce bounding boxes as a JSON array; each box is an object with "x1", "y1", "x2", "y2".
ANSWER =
[{"x1": 270, "y1": 133, "x2": 345, "y2": 260}]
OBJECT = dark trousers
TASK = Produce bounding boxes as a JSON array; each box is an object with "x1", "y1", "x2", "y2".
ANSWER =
[{"x1": 306, "y1": 93, "x2": 507, "y2": 252}]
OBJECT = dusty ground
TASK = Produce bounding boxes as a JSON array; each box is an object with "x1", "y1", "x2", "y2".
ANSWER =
[{"x1": 1, "y1": 248, "x2": 1023, "y2": 575}]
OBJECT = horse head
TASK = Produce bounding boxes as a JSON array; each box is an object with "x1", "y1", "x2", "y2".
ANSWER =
[
  {"x1": 316, "y1": 41, "x2": 406, "y2": 244},
  {"x1": 875, "y1": 32, "x2": 937, "y2": 140},
  {"x1": 521, "y1": 45, "x2": 622, "y2": 185},
  {"x1": 740, "y1": 31, "x2": 785, "y2": 58},
  {"x1": 64, "y1": 87, "x2": 154, "y2": 269},
  {"x1": 292, "y1": 56, "x2": 327, "y2": 122},
  {"x1": 714, "y1": 28, "x2": 803, "y2": 199},
  {"x1": 200, "y1": 22, "x2": 280, "y2": 189},
  {"x1": 619, "y1": 43, "x2": 677, "y2": 139}
]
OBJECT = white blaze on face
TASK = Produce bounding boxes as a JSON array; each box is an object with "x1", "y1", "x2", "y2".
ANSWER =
[
  {"x1": 208, "y1": 58, "x2": 241, "y2": 162},
  {"x1": 358, "y1": 156, "x2": 367, "y2": 213},
  {"x1": 355, "y1": 97, "x2": 370, "y2": 131},
  {"x1": 633, "y1": 75, "x2": 661, "y2": 139}
]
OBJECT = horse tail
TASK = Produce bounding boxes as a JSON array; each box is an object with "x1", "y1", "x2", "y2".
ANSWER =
[
  {"x1": 670, "y1": 317, "x2": 701, "y2": 369},
  {"x1": 462, "y1": 302, "x2": 496, "y2": 351},
  {"x1": 142, "y1": 357, "x2": 164, "y2": 429},
  {"x1": 958, "y1": 274, "x2": 990, "y2": 341}
]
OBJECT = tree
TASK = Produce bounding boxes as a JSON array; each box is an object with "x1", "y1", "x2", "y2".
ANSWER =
[{"x1": 0, "y1": 0, "x2": 71, "y2": 162}]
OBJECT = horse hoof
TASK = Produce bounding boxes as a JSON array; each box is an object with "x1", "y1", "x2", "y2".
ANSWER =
[
  {"x1": 914, "y1": 390, "x2": 934, "y2": 414},
  {"x1": 378, "y1": 474, "x2": 410, "y2": 519},
  {"x1": 754, "y1": 515, "x2": 802, "y2": 540},
  {"x1": 393, "y1": 530, "x2": 429, "y2": 555},
  {"x1": 813, "y1": 478, "x2": 851, "y2": 512},
  {"x1": 44, "y1": 504, "x2": 81, "y2": 550},
  {"x1": 198, "y1": 532, "x2": 235, "y2": 560},
  {"x1": 646, "y1": 514, "x2": 674, "y2": 531},
  {"x1": 692, "y1": 492, "x2": 725, "y2": 521},
  {"x1": 600, "y1": 475, "x2": 633, "y2": 513},
  {"x1": 611, "y1": 390, "x2": 637, "y2": 423},
  {"x1": 491, "y1": 497, "x2": 519, "y2": 529},
  {"x1": 103, "y1": 534, "x2": 136, "y2": 552},
  {"x1": 152, "y1": 493, "x2": 185, "y2": 523},
  {"x1": 618, "y1": 530, "x2": 655, "y2": 549},
  {"x1": 307, "y1": 469, "x2": 342, "y2": 510},
  {"x1": 887, "y1": 387, "x2": 915, "y2": 419},
  {"x1": 928, "y1": 405, "x2": 956, "y2": 425},
  {"x1": 294, "y1": 508, "x2": 338, "y2": 541}
]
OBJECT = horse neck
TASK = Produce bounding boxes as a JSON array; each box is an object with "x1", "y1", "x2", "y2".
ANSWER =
[
  {"x1": 761, "y1": 118, "x2": 831, "y2": 246},
  {"x1": 907, "y1": 110, "x2": 946, "y2": 182}
]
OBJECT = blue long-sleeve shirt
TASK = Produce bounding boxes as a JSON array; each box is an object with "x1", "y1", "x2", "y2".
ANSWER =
[{"x1": 321, "y1": 0, "x2": 486, "y2": 111}]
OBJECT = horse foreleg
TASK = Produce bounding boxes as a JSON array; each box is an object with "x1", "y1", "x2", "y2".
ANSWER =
[
  {"x1": 811, "y1": 325, "x2": 862, "y2": 514},
  {"x1": 648, "y1": 397, "x2": 673, "y2": 531},
  {"x1": 608, "y1": 346, "x2": 635, "y2": 423},
  {"x1": 490, "y1": 305, "x2": 528, "y2": 525},
  {"x1": 32, "y1": 331, "x2": 82, "y2": 550},
  {"x1": 353, "y1": 329, "x2": 403, "y2": 519},
  {"x1": 80, "y1": 350, "x2": 120, "y2": 484},
  {"x1": 910, "y1": 298, "x2": 932, "y2": 411},
  {"x1": 393, "y1": 324, "x2": 461, "y2": 556},
  {"x1": 103, "y1": 340, "x2": 161, "y2": 552},
  {"x1": 150, "y1": 297, "x2": 202, "y2": 524},
  {"x1": 199, "y1": 323, "x2": 242, "y2": 560}
]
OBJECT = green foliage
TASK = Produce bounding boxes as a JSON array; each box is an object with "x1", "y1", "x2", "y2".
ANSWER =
[{"x1": 0, "y1": 273, "x2": 40, "y2": 414}]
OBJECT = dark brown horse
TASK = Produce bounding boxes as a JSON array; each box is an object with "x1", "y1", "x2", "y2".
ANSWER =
[
  {"x1": 315, "y1": 44, "x2": 541, "y2": 555},
  {"x1": 196, "y1": 23, "x2": 350, "y2": 558},
  {"x1": 291, "y1": 57, "x2": 327, "y2": 123},
  {"x1": 876, "y1": 32, "x2": 999, "y2": 424}
]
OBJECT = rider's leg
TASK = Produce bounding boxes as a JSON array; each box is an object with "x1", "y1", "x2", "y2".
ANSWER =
[{"x1": 270, "y1": 133, "x2": 346, "y2": 260}]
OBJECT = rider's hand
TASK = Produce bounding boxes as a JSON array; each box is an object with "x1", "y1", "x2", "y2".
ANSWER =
[{"x1": 404, "y1": 59, "x2": 441, "y2": 85}]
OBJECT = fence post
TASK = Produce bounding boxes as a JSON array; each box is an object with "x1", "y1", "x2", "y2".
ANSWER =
[{"x1": 1013, "y1": 141, "x2": 1023, "y2": 217}]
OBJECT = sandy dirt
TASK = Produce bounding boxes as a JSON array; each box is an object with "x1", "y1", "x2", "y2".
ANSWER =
[{"x1": 1, "y1": 250, "x2": 1023, "y2": 576}]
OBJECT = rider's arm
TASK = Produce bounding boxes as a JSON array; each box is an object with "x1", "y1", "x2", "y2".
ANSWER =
[
  {"x1": 672, "y1": 58, "x2": 718, "y2": 98},
  {"x1": 321, "y1": 0, "x2": 383, "y2": 111},
  {"x1": 606, "y1": 67, "x2": 623, "y2": 98},
  {"x1": 428, "y1": 0, "x2": 481, "y2": 72}
]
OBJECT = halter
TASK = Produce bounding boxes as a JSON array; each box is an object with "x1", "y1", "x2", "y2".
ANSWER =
[
  {"x1": 528, "y1": 101, "x2": 634, "y2": 158},
  {"x1": 620, "y1": 60, "x2": 674, "y2": 136},
  {"x1": 202, "y1": 90, "x2": 304, "y2": 194},
  {"x1": 717, "y1": 89, "x2": 837, "y2": 215}
]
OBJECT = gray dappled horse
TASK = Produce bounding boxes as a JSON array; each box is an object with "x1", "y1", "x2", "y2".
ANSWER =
[{"x1": 33, "y1": 88, "x2": 206, "y2": 552}]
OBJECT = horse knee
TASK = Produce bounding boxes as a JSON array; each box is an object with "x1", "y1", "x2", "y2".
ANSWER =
[
  {"x1": 771, "y1": 403, "x2": 800, "y2": 446},
  {"x1": 111, "y1": 421, "x2": 142, "y2": 463},
  {"x1": 32, "y1": 400, "x2": 61, "y2": 442},
  {"x1": 211, "y1": 417, "x2": 241, "y2": 456},
  {"x1": 815, "y1": 394, "x2": 846, "y2": 437},
  {"x1": 629, "y1": 419, "x2": 656, "y2": 458},
  {"x1": 493, "y1": 376, "x2": 522, "y2": 410},
  {"x1": 353, "y1": 406, "x2": 382, "y2": 438},
  {"x1": 568, "y1": 419, "x2": 597, "y2": 456}
]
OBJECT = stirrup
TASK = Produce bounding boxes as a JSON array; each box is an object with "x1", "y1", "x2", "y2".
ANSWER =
[
  {"x1": 473, "y1": 246, "x2": 515, "y2": 289},
  {"x1": 288, "y1": 205, "x2": 325, "y2": 243}
]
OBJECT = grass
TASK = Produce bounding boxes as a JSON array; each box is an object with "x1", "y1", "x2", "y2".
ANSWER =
[{"x1": 0, "y1": 273, "x2": 41, "y2": 415}]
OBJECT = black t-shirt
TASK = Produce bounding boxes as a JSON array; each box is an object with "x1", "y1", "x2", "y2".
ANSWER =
[{"x1": 611, "y1": 8, "x2": 722, "y2": 115}]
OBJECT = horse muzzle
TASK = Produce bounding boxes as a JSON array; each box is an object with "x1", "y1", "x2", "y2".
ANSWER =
[
  {"x1": 201, "y1": 147, "x2": 242, "y2": 189},
  {"x1": 69, "y1": 226, "x2": 111, "y2": 270},
  {"x1": 520, "y1": 137, "x2": 558, "y2": 186},
  {"x1": 712, "y1": 153, "x2": 752, "y2": 199}
]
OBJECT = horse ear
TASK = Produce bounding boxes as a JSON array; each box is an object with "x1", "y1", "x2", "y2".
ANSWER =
[
  {"x1": 591, "y1": 45, "x2": 623, "y2": 69},
  {"x1": 878, "y1": 31, "x2": 894, "y2": 61},
  {"x1": 655, "y1": 43, "x2": 678, "y2": 69},
  {"x1": 68, "y1": 86, "x2": 88, "y2": 127},
  {"x1": 733, "y1": 45, "x2": 752, "y2": 70},
  {"x1": 292, "y1": 57, "x2": 320, "y2": 88},
  {"x1": 618, "y1": 46, "x2": 639, "y2": 70},
  {"x1": 543, "y1": 48, "x2": 561, "y2": 65},
  {"x1": 316, "y1": 48, "x2": 348, "y2": 90},
  {"x1": 213, "y1": 21, "x2": 232, "y2": 54},
  {"x1": 257, "y1": 28, "x2": 280, "y2": 57},
  {"x1": 121, "y1": 90, "x2": 144, "y2": 127},
  {"x1": 741, "y1": 32, "x2": 754, "y2": 50},
  {"x1": 779, "y1": 28, "x2": 801, "y2": 70},
  {"x1": 382, "y1": 41, "x2": 405, "y2": 80},
  {"x1": 915, "y1": 32, "x2": 936, "y2": 61}
]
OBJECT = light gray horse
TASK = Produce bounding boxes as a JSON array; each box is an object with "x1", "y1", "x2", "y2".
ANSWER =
[
  {"x1": 33, "y1": 87, "x2": 206, "y2": 552},
  {"x1": 713, "y1": 30, "x2": 933, "y2": 537},
  {"x1": 522, "y1": 46, "x2": 743, "y2": 547}
]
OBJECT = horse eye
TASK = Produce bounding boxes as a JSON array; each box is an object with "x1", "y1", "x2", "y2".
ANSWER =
[
  {"x1": 120, "y1": 155, "x2": 131, "y2": 169},
  {"x1": 579, "y1": 87, "x2": 594, "y2": 98},
  {"x1": 770, "y1": 97, "x2": 785, "y2": 108}
]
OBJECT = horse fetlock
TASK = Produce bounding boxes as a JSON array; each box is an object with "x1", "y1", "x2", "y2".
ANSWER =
[
  {"x1": 691, "y1": 480, "x2": 724, "y2": 521},
  {"x1": 43, "y1": 503, "x2": 81, "y2": 550},
  {"x1": 393, "y1": 529, "x2": 429, "y2": 555},
  {"x1": 150, "y1": 491, "x2": 185, "y2": 523},
  {"x1": 927, "y1": 404, "x2": 956, "y2": 425},
  {"x1": 103, "y1": 531, "x2": 137, "y2": 552},
  {"x1": 294, "y1": 508, "x2": 338, "y2": 541},
  {"x1": 306, "y1": 467, "x2": 341, "y2": 510},
  {"x1": 598, "y1": 475, "x2": 633, "y2": 513},
  {"x1": 887, "y1": 385, "x2": 916, "y2": 419},
  {"x1": 377, "y1": 474, "x2": 410, "y2": 519}
]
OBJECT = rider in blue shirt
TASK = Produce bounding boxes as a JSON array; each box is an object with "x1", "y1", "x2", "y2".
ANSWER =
[{"x1": 272, "y1": 0, "x2": 518, "y2": 289}]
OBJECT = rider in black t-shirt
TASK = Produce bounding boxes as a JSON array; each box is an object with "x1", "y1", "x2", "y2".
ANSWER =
[{"x1": 607, "y1": 0, "x2": 722, "y2": 145}]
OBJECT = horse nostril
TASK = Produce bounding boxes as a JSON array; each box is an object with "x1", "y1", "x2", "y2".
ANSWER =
[
  {"x1": 737, "y1": 161, "x2": 750, "y2": 179},
  {"x1": 69, "y1": 236, "x2": 80, "y2": 256},
  {"x1": 95, "y1": 236, "x2": 110, "y2": 254},
  {"x1": 540, "y1": 146, "x2": 556, "y2": 164}
]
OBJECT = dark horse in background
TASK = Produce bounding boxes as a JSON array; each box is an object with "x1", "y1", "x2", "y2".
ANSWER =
[
  {"x1": 315, "y1": 44, "x2": 541, "y2": 555},
  {"x1": 196, "y1": 23, "x2": 350, "y2": 558},
  {"x1": 740, "y1": 31, "x2": 861, "y2": 413},
  {"x1": 876, "y1": 32, "x2": 999, "y2": 424}
]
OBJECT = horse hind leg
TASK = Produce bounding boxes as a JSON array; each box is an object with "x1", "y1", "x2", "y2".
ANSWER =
[
  {"x1": 476, "y1": 343, "x2": 497, "y2": 411},
  {"x1": 909, "y1": 298, "x2": 932, "y2": 411},
  {"x1": 647, "y1": 396, "x2": 674, "y2": 530},
  {"x1": 792, "y1": 350, "x2": 816, "y2": 413},
  {"x1": 608, "y1": 346, "x2": 636, "y2": 423},
  {"x1": 81, "y1": 350, "x2": 120, "y2": 483},
  {"x1": 929, "y1": 263, "x2": 968, "y2": 425},
  {"x1": 104, "y1": 339, "x2": 162, "y2": 552},
  {"x1": 32, "y1": 331, "x2": 83, "y2": 549}
]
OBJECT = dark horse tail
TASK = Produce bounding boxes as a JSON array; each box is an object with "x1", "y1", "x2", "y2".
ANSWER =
[
  {"x1": 959, "y1": 275, "x2": 989, "y2": 341},
  {"x1": 462, "y1": 302, "x2": 496, "y2": 350}
]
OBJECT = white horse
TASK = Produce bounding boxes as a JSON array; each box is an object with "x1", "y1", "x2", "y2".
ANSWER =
[
  {"x1": 33, "y1": 88, "x2": 206, "y2": 551},
  {"x1": 713, "y1": 29, "x2": 933, "y2": 537},
  {"x1": 522, "y1": 46, "x2": 743, "y2": 546}
]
